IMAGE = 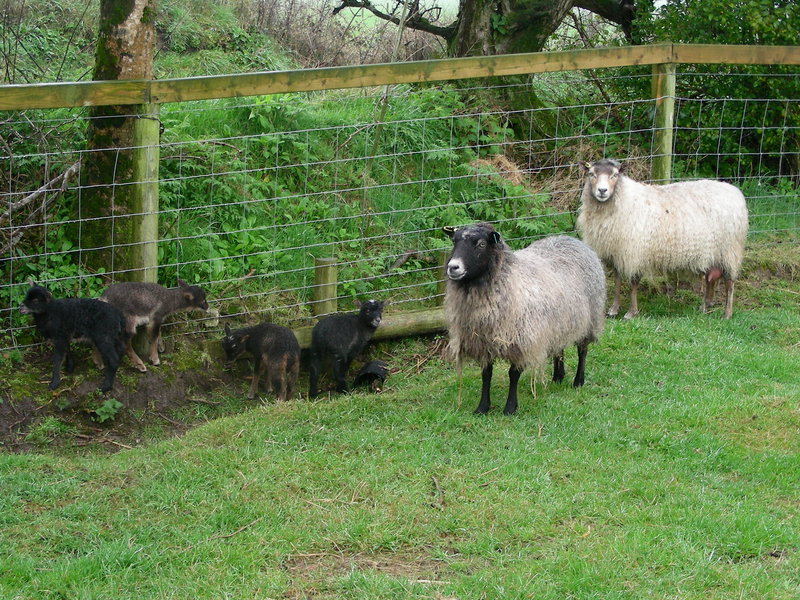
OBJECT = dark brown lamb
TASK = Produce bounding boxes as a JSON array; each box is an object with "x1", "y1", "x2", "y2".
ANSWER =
[{"x1": 99, "y1": 279, "x2": 208, "y2": 371}]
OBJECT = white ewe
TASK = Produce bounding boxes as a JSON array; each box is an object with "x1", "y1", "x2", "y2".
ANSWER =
[{"x1": 576, "y1": 159, "x2": 748, "y2": 319}]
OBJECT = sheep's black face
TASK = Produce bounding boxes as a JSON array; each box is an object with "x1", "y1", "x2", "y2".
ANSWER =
[
  {"x1": 444, "y1": 224, "x2": 501, "y2": 283},
  {"x1": 178, "y1": 279, "x2": 209, "y2": 311},
  {"x1": 221, "y1": 326, "x2": 247, "y2": 361},
  {"x1": 20, "y1": 286, "x2": 52, "y2": 315},
  {"x1": 358, "y1": 299, "x2": 385, "y2": 329},
  {"x1": 586, "y1": 159, "x2": 622, "y2": 202}
]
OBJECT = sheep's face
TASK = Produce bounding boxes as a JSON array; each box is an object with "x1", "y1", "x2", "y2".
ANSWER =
[
  {"x1": 357, "y1": 299, "x2": 385, "y2": 328},
  {"x1": 20, "y1": 286, "x2": 52, "y2": 315},
  {"x1": 178, "y1": 279, "x2": 210, "y2": 312},
  {"x1": 221, "y1": 325, "x2": 248, "y2": 361},
  {"x1": 444, "y1": 224, "x2": 501, "y2": 283},
  {"x1": 585, "y1": 159, "x2": 622, "y2": 202}
]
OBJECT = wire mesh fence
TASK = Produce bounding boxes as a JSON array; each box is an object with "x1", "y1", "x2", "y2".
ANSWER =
[{"x1": 2, "y1": 63, "x2": 799, "y2": 351}]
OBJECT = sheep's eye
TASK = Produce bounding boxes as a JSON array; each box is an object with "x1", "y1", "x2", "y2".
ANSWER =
[
  {"x1": 477, "y1": 240, "x2": 487, "y2": 249},
  {"x1": 611, "y1": 172, "x2": 618, "y2": 179},
  {"x1": 589, "y1": 173, "x2": 597, "y2": 179}
]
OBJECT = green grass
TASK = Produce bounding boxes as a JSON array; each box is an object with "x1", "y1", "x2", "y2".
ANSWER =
[{"x1": 1, "y1": 282, "x2": 798, "y2": 598}]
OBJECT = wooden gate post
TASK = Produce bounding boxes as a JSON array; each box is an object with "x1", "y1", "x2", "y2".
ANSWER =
[
  {"x1": 652, "y1": 62, "x2": 676, "y2": 184},
  {"x1": 129, "y1": 102, "x2": 160, "y2": 283},
  {"x1": 313, "y1": 257, "x2": 338, "y2": 317}
]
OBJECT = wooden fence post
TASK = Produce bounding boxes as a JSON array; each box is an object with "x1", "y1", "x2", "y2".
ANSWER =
[
  {"x1": 129, "y1": 102, "x2": 160, "y2": 283},
  {"x1": 651, "y1": 62, "x2": 676, "y2": 184},
  {"x1": 313, "y1": 257, "x2": 338, "y2": 317}
]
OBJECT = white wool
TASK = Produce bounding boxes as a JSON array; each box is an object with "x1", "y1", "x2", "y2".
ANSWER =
[{"x1": 577, "y1": 175, "x2": 748, "y2": 281}]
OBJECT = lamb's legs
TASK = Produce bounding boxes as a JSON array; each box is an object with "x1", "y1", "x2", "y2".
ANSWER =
[
  {"x1": 503, "y1": 365, "x2": 523, "y2": 416},
  {"x1": 125, "y1": 336, "x2": 148, "y2": 372},
  {"x1": 94, "y1": 339, "x2": 120, "y2": 393},
  {"x1": 723, "y1": 278, "x2": 735, "y2": 319},
  {"x1": 474, "y1": 363, "x2": 493, "y2": 414},
  {"x1": 248, "y1": 357, "x2": 265, "y2": 400},
  {"x1": 308, "y1": 352, "x2": 321, "y2": 398},
  {"x1": 624, "y1": 277, "x2": 640, "y2": 319},
  {"x1": 553, "y1": 352, "x2": 565, "y2": 383},
  {"x1": 48, "y1": 340, "x2": 68, "y2": 390},
  {"x1": 147, "y1": 322, "x2": 162, "y2": 365},
  {"x1": 332, "y1": 358, "x2": 349, "y2": 393},
  {"x1": 573, "y1": 339, "x2": 589, "y2": 387}
]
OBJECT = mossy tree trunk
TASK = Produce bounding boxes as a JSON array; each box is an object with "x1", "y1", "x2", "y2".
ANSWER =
[{"x1": 79, "y1": 0, "x2": 158, "y2": 282}]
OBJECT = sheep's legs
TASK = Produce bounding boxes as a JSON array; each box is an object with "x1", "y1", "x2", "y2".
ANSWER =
[
  {"x1": 474, "y1": 363, "x2": 493, "y2": 414},
  {"x1": 503, "y1": 365, "x2": 522, "y2": 416},
  {"x1": 702, "y1": 268, "x2": 721, "y2": 313},
  {"x1": 124, "y1": 336, "x2": 148, "y2": 372},
  {"x1": 248, "y1": 357, "x2": 264, "y2": 400},
  {"x1": 573, "y1": 340, "x2": 589, "y2": 387},
  {"x1": 123, "y1": 319, "x2": 147, "y2": 372},
  {"x1": 723, "y1": 278, "x2": 735, "y2": 319},
  {"x1": 308, "y1": 353, "x2": 321, "y2": 398},
  {"x1": 48, "y1": 340, "x2": 69, "y2": 390},
  {"x1": 553, "y1": 352, "x2": 565, "y2": 383},
  {"x1": 607, "y1": 272, "x2": 622, "y2": 317},
  {"x1": 333, "y1": 358, "x2": 349, "y2": 393},
  {"x1": 624, "y1": 277, "x2": 640, "y2": 319},
  {"x1": 94, "y1": 338, "x2": 120, "y2": 393},
  {"x1": 147, "y1": 322, "x2": 162, "y2": 365}
]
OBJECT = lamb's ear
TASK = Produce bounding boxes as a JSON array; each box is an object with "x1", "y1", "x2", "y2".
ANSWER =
[
  {"x1": 354, "y1": 299, "x2": 363, "y2": 309},
  {"x1": 224, "y1": 324, "x2": 232, "y2": 336},
  {"x1": 177, "y1": 279, "x2": 189, "y2": 288},
  {"x1": 617, "y1": 161, "x2": 627, "y2": 173},
  {"x1": 489, "y1": 231, "x2": 502, "y2": 245},
  {"x1": 442, "y1": 225, "x2": 458, "y2": 239}
]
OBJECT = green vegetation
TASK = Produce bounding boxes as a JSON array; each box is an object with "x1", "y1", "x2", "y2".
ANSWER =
[{"x1": 1, "y1": 276, "x2": 798, "y2": 598}]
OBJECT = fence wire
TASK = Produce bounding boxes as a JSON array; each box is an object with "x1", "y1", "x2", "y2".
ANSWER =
[{"x1": 2, "y1": 67, "x2": 799, "y2": 350}]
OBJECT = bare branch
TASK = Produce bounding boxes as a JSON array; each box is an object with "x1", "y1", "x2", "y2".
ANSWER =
[
  {"x1": 333, "y1": 0, "x2": 456, "y2": 40},
  {"x1": 1, "y1": 161, "x2": 81, "y2": 223}
]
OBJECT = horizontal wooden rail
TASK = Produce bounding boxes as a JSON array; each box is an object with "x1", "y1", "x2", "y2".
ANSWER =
[{"x1": 2, "y1": 43, "x2": 799, "y2": 111}]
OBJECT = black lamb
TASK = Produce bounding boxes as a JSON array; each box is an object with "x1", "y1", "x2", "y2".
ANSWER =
[
  {"x1": 221, "y1": 322, "x2": 301, "y2": 401},
  {"x1": 308, "y1": 299, "x2": 385, "y2": 398},
  {"x1": 20, "y1": 285, "x2": 126, "y2": 392}
]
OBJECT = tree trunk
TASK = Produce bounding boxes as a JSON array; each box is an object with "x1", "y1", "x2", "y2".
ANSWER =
[{"x1": 79, "y1": 0, "x2": 157, "y2": 281}]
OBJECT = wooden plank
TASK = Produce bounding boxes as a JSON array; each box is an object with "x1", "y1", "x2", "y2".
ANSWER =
[
  {"x1": 2, "y1": 43, "x2": 798, "y2": 112},
  {"x1": 0, "y1": 79, "x2": 148, "y2": 111},
  {"x1": 672, "y1": 44, "x2": 800, "y2": 66},
  {"x1": 0, "y1": 44, "x2": 675, "y2": 110},
  {"x1": 150, "y1": 44, "x2": 673, "y2": 104}
]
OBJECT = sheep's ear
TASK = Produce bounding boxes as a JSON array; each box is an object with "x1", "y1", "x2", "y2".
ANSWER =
[
  {"x1": 177, "y1": 278, "x2": 188, "y2": 288},
  {"x1": 489, "y1": 231, "x2": 502, "y2": 245},
  {"x1": 442, "y1": 225, "x2": 458, "y2": 239},
  {"x1": 617, "y1": 161, "x2": 626, "y2": 173},
  {"x1": 224, "y1": 324, "x2": 232, "y2": 335}
]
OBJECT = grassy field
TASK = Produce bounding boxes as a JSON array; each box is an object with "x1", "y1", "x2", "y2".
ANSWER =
[{"x1": 1, "y1": 256, "x2": 799, "y2": 599}]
